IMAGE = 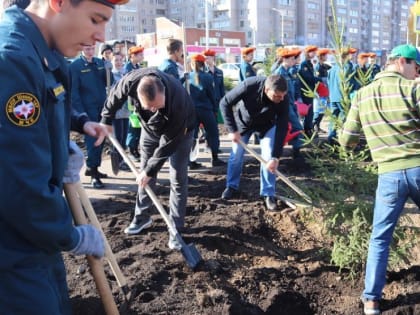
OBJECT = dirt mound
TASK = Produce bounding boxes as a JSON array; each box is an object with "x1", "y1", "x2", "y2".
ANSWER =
[{"x1": 64, "y1": 143, "x2": 420, "y2": 315}]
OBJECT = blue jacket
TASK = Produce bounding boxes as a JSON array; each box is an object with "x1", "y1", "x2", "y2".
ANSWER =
[
  {"x1": 124, "y1": 61, "x2": 139, "y2": 73},
  {"x1": 0, "y1": 7, "x2": 86, "y2": 269},
  {"x1": 239, "y1": 60, "x2": 256, "y2": 81},
  {"x1": 327, "y1": 61, "x2": 357, "y2": 103},
  {"x1": 69, "y1": 55, "x2": 108, "y2": 121},
  {"x1": 206, "y1": 66, "x2": 225, "y2": 105},
  {"x1": 188, "y1": 70, "x2": 217, "y2": 112},
  {"x1": 298, "y1": 59, "x2": 321, "y2": 99},
  {"x1": 159, "y1": 58, "x2": 180, "y2": 80},
  {"x1": 220, "y1": 76, "x2": 289, "y2": 158}
]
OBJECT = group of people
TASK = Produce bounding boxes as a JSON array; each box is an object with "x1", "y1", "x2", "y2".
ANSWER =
[{"x1": 0, "y1": 1, "x2": 419, "y2": 314}]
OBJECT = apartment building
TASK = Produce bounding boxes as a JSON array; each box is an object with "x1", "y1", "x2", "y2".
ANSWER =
[{"x1": 106, "y1": 0, "x2": 410, "y2": 52}]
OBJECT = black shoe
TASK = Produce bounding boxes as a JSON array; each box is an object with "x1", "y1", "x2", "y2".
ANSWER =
[
  {"x1": 211, "y1": 158, "x2": 226, "y2": 167},
  {"x1": 189, "y1": 161, "x2": 202, "y2": 170},
  {"x1": 91, "y1": 177, "x2": 104, "y2": 189},
  {"x1": 85, "y1": 168, "x2": 107, "y2": 178},
  {"x1": 264, "y1": 196, "x2": 277, "y2": 211},
  {"x1": 129, "y1": 148, "x2": 140, "y2": 161},
  {"x1": 221, "y1": 187, "x2": 239, "y2": 200},
  {"x1": 119, "y1": 161, "x2": 130, "y2": 171}
]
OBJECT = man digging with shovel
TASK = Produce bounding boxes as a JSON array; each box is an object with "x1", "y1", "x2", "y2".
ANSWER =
[{"x1": 101, "y1": 68, "x2": 196, "y2": 251}]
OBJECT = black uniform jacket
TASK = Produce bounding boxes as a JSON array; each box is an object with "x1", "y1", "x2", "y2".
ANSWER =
[
  {"x1": 219, "y1": 76, "x2": 289, "y2": 159},
  {"x1": 101, "y1": 68, "x2": 196, "y2": 177}
]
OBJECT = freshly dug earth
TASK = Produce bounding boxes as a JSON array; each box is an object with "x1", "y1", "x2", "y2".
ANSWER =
[{"x1": 64, "y1": 145, "x2": 420, "y2": 315}]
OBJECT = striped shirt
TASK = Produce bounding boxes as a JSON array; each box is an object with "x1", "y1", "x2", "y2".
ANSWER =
[{"x1": 339, "y1": 71, "x2": 420, "y2": 174}]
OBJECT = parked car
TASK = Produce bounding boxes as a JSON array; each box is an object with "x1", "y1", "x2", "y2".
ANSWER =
[{"x1": 218, "y1": 63, "x2": 240, "y2": 81}]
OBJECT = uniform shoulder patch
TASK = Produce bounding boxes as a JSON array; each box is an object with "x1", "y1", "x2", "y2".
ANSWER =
[{"x1": 5, "y1": 93, "x2": 41, "y2": 127}]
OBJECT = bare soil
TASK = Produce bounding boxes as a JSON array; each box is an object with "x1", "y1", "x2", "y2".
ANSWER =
[{"x1": 64, "y1": 134, "x2": 420, "y2": 315}]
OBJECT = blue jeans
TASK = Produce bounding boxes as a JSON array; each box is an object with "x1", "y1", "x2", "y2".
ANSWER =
[
  {"x1": 126, "y1": 124, "x2": 141, "y2": 152},
  {"x1": 225, "y1": 126, "x2": 277, "y2": 197},
  {"x1": 327, "y1": 102, "x2": 345, "y2": 143},
  {"x1": 363, "y1": 167, "x2": 420, "y2": 301}
]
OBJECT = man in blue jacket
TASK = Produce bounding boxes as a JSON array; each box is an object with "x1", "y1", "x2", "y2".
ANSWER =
[
  {"x1": 220, "y1": 75, "x2": 289, "y2": 211},
  {"x1": 70, "y1": 44, "x2": 111, "y2": 188},
  {"x1": 0, "y1": 0, "x2": 127, "y2": 314}
]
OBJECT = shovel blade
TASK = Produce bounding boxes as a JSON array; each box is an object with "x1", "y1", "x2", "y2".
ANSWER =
[
  {"x1": 173, "y1": 232, "x2": 202, "y2": 269},
  {"x1": 181, "y1": 243, "x2": 203, "y2": 270}
]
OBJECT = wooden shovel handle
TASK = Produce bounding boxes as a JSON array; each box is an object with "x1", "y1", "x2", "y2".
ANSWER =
[
  {"x1": 64, "y1": 183, "x2": 120, "y2": 315},
  {"x1": 237, "y1": 139, "x2": 312, "y2": 204},
  {"x1": 75, "y1": 182, "x2": 128, "y2": 290}
]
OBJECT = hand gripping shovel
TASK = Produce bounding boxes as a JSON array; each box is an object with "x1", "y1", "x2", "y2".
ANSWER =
[
  {"x1": 107, "y1": 134, "x2": 202, "y2": 270},
  {"x1": 238, "y1": 139, "x2": 312, "y2": 205}
]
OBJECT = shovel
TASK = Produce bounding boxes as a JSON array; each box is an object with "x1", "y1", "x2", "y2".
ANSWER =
[
  {"x1": 238, "y1": 139, "x2": 312, "y2": 204},
  {"x1": 107, "y1": 134, "x2": 203, "y2": 270}
]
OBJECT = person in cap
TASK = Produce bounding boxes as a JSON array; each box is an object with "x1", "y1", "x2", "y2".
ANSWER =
[
  {"x1": 159, "y1": 38, "x2": 185, "y2": 81},
  {"x1": 368, "y1": 52, "x2": 381, "y2": 80},
  {"x1": 125, "y1": 45, "x2": 144, "y2": 72},
  {"x1": 0, "y1": 0, "x2": 127, "y2": 313},
  {"x1": 313, "y1": 48, "x2": 331, "y2": 134},
  {"x1": 326, "y1": 47, "x2": 359, "y2": 145},
  {"x1": 100, "y1": 43, "x2": 113, "y2": 61},
  {"x1": 273, "y1": 48, "x2": 305, "y2": 161},
  {"x1": 101, "y1": 68, "x2": 196, "y2": 250},
  {"x1": 220, "y1": 75, "x2": 289, "y2": 211},
  {"x1": 339, "y1": 44, "x2": 420, "y2": 315},
  {"x1": 239, "y1": 46, "x2": 256, "y2": 81},
  {"x1": 203, "y1": 49, "x2": 225, "y2": 109},
  {"x1": 353, "y1": 52, "x2": 371, "y2": 90},
  {"x1": 124, "y1": 45, "x2": 145, "y2": 161},
  {"x1": 69, "y1": 44, "x2": 112, "y2": 188},
  {"x1": 203, "y1": 48, "x2": 225, "y2": 154},
  {"x1": 298, "y1": 45, "x2": 322, "y2": 137},
  {"x1": 188, "y1": 53, "x2": 225, "y2": 168}
]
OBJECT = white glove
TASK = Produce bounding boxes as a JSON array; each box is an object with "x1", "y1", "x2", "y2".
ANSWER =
[{"x1": 70, "y1": 225, "x2": 105, "y2": 258}]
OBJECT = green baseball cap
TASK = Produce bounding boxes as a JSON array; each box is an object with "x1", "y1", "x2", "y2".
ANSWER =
[{"x1": 389, "y1": 44, "x2": 420, "y2": 66}]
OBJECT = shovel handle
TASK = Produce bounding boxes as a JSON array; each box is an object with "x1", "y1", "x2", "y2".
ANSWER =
[
  {"x1": 74, "y1": 182, "x2": 128, "y2": 291},
  {"x1": 237, "y1": 139, "x2": 312, "y2": 204},
  {"x1": 107, "y1": 134, "x2": 178, "y2": 235},
  {"x1": 64, "y1": 183, "x2": 120, "y2": 315}
]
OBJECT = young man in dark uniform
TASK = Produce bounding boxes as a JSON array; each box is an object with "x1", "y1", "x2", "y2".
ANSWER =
[
  {"x1": 0, "y1": 0, "x2": 127, "y2": 314},
  {"x1": 101, "y1": 68, "x2": 196, "y2": 250},
  {"x1": 70, "y1": 44, "x2": 111, "y2": 188}
]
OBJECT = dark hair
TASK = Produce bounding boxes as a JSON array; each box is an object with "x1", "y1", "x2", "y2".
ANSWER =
[
  {"x1": 167, "y1": 39, "x2": 183, "y2": 55},
  {"x1": 264, "y1": 74, "x2": 287, "y2": 92},
  {"x1": 3, "y1": 0, "x2": 30, "y2": 9},
  {"x1": 137, "y1": 75, "x2": 165, "y2": 102},
  {"x1": 101, "y1": 44, "x2": 113, "y2": 55}
]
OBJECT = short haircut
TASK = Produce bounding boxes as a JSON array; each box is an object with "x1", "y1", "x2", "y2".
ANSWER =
[
  {"x1": 167, "y1": 39, "x2": 183, "y2": 55},
  {"x1": 3, "y1": 0, "x2": 30, "y2": 9},
  {"x1": 264, "y1": 74, "x2": 287, "y2": 92},
  {"x1": 137, "y1": 75, "x2": 165, "y2": 102}
]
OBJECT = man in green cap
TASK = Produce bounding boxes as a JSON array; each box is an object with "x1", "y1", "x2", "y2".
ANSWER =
[
  {"x1": 340, "y1": 44, "x2": 420, "y2": 315},
  {"x1": 0, "y1": 0, "x2": 127, "y2": 314}
]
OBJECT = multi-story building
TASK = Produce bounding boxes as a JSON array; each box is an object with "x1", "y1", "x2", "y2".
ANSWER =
[{"x1": 105, "y1": 0, "x2": 411, "y2": 53}]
